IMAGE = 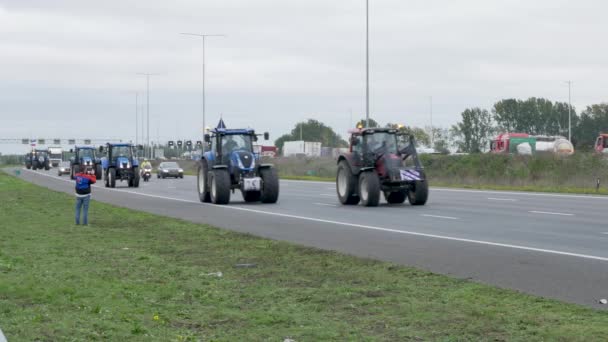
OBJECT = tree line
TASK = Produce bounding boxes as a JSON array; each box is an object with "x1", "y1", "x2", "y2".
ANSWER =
[{"x1": 451, "y1": 98, "x2": 608, "y2": 153}]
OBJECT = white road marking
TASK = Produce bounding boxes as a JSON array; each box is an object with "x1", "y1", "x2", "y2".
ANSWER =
[
  {"x1": 529, "y1": 211, "x2": 574, "y2": 216},
  {"x1": 421, "y1": 214, "x2": 459, "y2": 220},
  {"x1": 22, "y1": 169, "x2": 608, "y2": 263},
  {"x1": 488, "y1": 197, "x2": 517, "y2": 202},
  {"x1": 601, "y1": 233, "x2": 608, "y2": 235},
  {"x1": 314, "y1": 203, "x2": 338, "y2": 207}
]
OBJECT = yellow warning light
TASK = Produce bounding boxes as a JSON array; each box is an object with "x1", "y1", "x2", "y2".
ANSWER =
[
  {"x1": 397, "y1": 124, "x2": 405, "y2": 129},
  {"x1": 356, "y1": 123, "x2": 364, "y2": 129}
]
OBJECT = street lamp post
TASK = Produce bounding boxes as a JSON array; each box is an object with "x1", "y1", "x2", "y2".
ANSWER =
[
  {"x1": 180, "y1": 33, "x2": 225, "y2": 136},
  {"x1": 137, "y1": 73, "x2": 159, "y2": 159},
  {"x1": 567, "y1": 81, "x2": 572, "y2": 142},
  {"x1": 365, "y1": 0, "x2": 370, "y2": 128}
]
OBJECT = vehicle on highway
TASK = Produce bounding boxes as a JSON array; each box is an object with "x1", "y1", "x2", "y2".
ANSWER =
[
  {"x1": 141, "y1": 165, "x2": 152, "y2": 182},
  {"x1": 47, "y1": 146, "x2": 63, "y2": 167},
  {"x1": 70, "y1": 146, "x2": 102, "y2": 180},
  {"x1": 100, "y1": 143, "x2": 142, "y2": 188},
  {"x1": 24, "y1": 152, "x2": 33, "y2": 169},
  {"x1": 57, "y1": 161, "x2": 71, "y2": 176},
  {"x1": 336, "y1": 127, "x2": 428, "y2": 207},
  {"x1": 197, "y1": 125, "x2": 279, "y2": 205},
  {"x1": 595, "y1": 133, "x2": 608, "y2": 154},
  {"x1": 30, "y1": 149, "x2": 51, "y2": 171},
  {"x1": 157, "y1": 162, "x2": 184, "y2": 179}
]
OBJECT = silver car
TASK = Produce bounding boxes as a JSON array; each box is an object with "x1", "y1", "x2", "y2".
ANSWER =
[{"x1": 157, "y1": 162, "x2": 184, "y2": 179}]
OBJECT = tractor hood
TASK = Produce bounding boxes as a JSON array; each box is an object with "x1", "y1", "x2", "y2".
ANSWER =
[
  {"x1": 231, "y1": 150, "x2": 256, "y2": 171},
  {"x1": 81, "y1": 157, "x2": 94, "y2": 166},
  {"x1": 116, "y1": 156, "x2": 131, "y2": 169}
]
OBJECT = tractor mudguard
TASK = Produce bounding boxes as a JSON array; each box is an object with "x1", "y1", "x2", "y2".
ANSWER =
[
  {"x1": 360, "y1": 166, "x2": 376, "y2": 172},
  {"x1": 258, "y1": 164, "x2": 274, "y2": 169},
  {"x1": 212, "y1": 165, "x2": 228, "y2": 170}
]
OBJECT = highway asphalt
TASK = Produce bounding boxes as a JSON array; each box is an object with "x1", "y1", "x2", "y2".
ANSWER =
[{"x1": 12, "y1": 167, "x2": 608, "y2": 309}]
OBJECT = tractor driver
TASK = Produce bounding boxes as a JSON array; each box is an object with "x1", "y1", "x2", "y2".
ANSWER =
[{"x1": 222, "y1": 135, "x2": 239, "y2": 154}]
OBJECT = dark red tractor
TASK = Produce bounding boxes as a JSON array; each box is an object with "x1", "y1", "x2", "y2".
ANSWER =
[{"x1": 336, "y1": 127, "x2": 428, "y2": 207}]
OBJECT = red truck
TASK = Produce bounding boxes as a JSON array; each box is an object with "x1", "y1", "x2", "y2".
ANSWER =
[
  {"x1": 490, "y1": 133, "x2": 535, "y2": 154},
  {"x1": 595, "y1": 134, "x2": 608, "y2": 154}
]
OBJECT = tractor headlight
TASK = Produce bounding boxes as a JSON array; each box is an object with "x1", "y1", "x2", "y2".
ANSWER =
[
  {"x1": 163, "y1": 169, "x2": 168, "y2": 173},
  {"x1": 178, "y1": 168, "x2": 183, "y2": 173}
]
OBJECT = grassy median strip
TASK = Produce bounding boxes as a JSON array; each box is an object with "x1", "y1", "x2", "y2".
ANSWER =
[{"x1": 1, "y1": 173, "x2": 608, "y2": 341}]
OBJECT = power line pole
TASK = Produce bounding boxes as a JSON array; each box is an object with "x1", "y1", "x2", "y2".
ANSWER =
[
  {"x1": 180, "y1": 33, "x2": 225, "y2": 135},
  {"x1": 135, "y1": 92, "x2": 139, "y2": 145},
  {"x1": 430, "y1": 96, "x2": 434, "y2": 147}
]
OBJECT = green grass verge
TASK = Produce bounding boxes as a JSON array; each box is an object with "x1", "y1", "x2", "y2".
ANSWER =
[{"x1": 3, "y1": 172, "x2": 608, "y2": 340}]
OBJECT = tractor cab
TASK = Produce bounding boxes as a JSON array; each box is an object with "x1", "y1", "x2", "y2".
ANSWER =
[{"x1": 336, "y1": 127, "x2": 427, "y2": 207}]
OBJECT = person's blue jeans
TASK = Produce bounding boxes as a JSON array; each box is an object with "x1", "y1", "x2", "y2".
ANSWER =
[{"x1": 75, "y1": 195, "x2": 91, "y2": 225}]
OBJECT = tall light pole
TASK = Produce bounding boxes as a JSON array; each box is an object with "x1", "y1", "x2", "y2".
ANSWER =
[
  {"x1": 566, "y1": 81, "x2": 572, "y2": 141},
  {"x1": 137, "y1": 73, "x2": 159, "y2": 158},
  {"x1": 430, "y1": 96, "x2": 434, "y2": 147},
  {"x1": 365, "y1": 0, "x2": 370, "y2": 128},
  {"x1": 135, "y1": 92, "x2": 139, "y2": 146},
  {"x1": 180, "y1": 33, "x2": 225, "y2": 135}
]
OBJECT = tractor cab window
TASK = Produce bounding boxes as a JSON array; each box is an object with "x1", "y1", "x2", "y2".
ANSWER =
[
  {"x1": 351, "y1": 135, "x2": 362, "y2": 154},
  {"x1": 221, "y1": 134, "x2": 252, "y2": 154},
  {"x1": 363, "y1": 132, "x2": 398, "y2": 155},
  {"x1": 113, "y1": 146, "x2": 132, "y2": 158},
  {"x1": 79, "y1": 149, "x2": 95, "y2": 159}
]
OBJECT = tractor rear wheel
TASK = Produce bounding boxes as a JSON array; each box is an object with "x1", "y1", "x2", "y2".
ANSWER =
[
  {"x1": 210, "y1": 169, "x2": 231, "y2": 204},
  {"x1": 408, "y1": 180, "x2": 429, "y2": 206},
  {"x1": 359, "y1": 171, "x2": 380, "y2": 207},
  {"x1": 385, "y1": 190, "x2": 407, "y2": 204},
  {"x1": 336, "y1": 160, "x2": 360, "y2": 205},
  {"x1": 109, "y1": 168, "x2": 116, "y2": 188},
  {"x1": 44, "y1": 162, "x2": 50, "y2": 171},
  {"x1": 260, "y1": 167, "x2": 279, "y2": 203},
  {"x1": 197, "y1": 161, "x2": 211, "y2": 203}
]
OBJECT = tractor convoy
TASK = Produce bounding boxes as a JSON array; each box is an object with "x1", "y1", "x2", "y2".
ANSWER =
[{"x1": 23, "y1": 120, "x2": 432, "y2": 208}]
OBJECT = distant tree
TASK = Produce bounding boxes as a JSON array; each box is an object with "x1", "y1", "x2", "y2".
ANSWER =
[
  {"x1": 429, "y1": 127, "x2": 451, "y2": 154},
  {"x1": 573, "y1": 103, "x2": 608, "y2": 149},
  {"x1": 274, "y1": 119, "x2": 348, "y2": 152},
  {"x1": 493, "y1": 98, "x2": 577, "y2": 136},
  {"x1": 355, "y1": 118, "x2": 380, "y2": 128},
  {"x1": 386, "y1": 123, "x2": 431, "y2": 146},
  {"x1": 451, "y1": 108, "x2": 494, "y2": 153}
]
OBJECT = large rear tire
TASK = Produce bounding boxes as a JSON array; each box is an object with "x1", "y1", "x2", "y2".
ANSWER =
[
  {"x1": 336, "y1": 160, "x2": 359, "y2": 205},
  {"x1": 44, "y1": 162, "x2": 50, "y2": 171},
  {"x1": 260, "y1": 167, "x2": 279, "y2": 203},
  {"x1": 210, "y1": 169, "x2": 231, "y2": 205},
  {"x1": 385, "y1": 190, "x2": 407, "y2": 204},
  {"x1": 408, "y1": 180, "x2": 429, "y2": 206},
  {"x1": 197, "y1": 161, "x2": 211, "y2": 203},
  {"x1": 109, "y1": 168, "x2": 116, "y2": 188},
  {"x1": 359, "y1": 171, "x2": 380, "y2": 207}
]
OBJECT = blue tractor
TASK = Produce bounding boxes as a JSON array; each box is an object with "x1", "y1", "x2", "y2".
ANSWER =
[
  {"x1": 197, "y1": 127, "x2": 279, "y2": 204},
  {"x1": 69, "y1": 146, "x2": 102, "y2": 180},
  {"x1": 100, "y1": 143, "x2": 141, "y2": 188}
]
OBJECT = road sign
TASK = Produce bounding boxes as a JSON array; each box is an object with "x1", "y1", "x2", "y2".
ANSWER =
[
  {"x1": 22, "y1": 139, "x2": 29, "y2": 145},
  {"x1": 53, "y1": 139, "x2": 61, "y2": 145},
  {"x1": 68, "y1": 139, "x2": 76, "y2": 145},
  {"x1": 38, "y1": 139, "x2": 45, "y2": 145},
  {"x1": 84, "y1": 139, "x2": 91, "y2": 145}
]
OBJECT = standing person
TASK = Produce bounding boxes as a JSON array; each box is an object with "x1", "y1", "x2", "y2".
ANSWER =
[{"x1": 74, "y1": 166, "x2": 96, "y2": 225}]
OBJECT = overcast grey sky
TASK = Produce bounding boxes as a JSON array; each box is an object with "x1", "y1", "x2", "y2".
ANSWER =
[{"x1": 1, "y1": 0, "x2": 607, "y2": 153}]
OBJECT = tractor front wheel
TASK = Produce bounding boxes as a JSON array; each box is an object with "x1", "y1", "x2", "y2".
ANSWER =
[
  {"x1": 109, "y1": 168, "x2": 116, "y2": 188},
  {"x1": 95, "y1": 165, "x2": 102, "y2": 180},
  {"x1": 132, "y1": 167, "x2": 140, "y2": 188},
  {"x1": 359, "y1": 171, "x2": 380, "y2": 207},
  {"x1": 408, "y1": 180, "x2": 428, "y2": 206},
  {"x1": 210, "y1": 169, "x2": 231, "y2": 205},
  {"x1": 336, "y1": 160, "x2": 359, "y2": 205},
  {"x1": 260, "y1": 167, "x2": 279, "y2": 203}
]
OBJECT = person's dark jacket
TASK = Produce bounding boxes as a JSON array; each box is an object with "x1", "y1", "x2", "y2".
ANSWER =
[{"x1": 75, "y1": 173, "x2": 97, "y2": 195}]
